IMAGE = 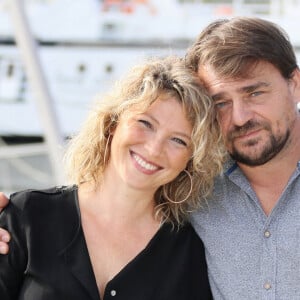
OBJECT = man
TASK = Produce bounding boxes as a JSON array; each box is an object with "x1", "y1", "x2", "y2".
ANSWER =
[
  {"x1": 184, "y1": 17, "x2": 300, "y2": 299},
  {"x1": 1, "y1": 17, "x2": 300, "y2": 299}
]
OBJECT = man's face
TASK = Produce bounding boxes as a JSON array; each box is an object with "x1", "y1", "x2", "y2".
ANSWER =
[{"x1": 198, "y1": 61, "x2": 300, "y2": 166}]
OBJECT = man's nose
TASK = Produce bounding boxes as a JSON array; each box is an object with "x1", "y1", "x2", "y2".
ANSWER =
[{"x1": 231, "y1": 100, "x2": 253, "y2": 127}]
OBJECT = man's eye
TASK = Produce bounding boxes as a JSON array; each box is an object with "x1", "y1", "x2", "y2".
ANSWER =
[
  {"x1": 215, "y1": 101, "x2": 228, "y2": 109},
  {"x1": 172, "y1": 137, "x2": 187, "y2": 146},
  {"x1": 250, "y1": 91, "x2": 263, "y2": 97}
]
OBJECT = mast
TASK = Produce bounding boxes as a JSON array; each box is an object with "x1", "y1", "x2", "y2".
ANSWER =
[{"x1": 8, "y1": 0, "x2": 65, "y2": 185}]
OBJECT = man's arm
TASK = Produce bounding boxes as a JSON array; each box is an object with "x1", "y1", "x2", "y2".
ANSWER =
[{"x1": 0, "y1": 192, "x2": 10, "y2": 254}]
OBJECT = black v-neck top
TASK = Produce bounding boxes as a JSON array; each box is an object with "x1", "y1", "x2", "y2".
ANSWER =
[{"x1": 0, "y1": 186, "x2": 212, "y2": 300}]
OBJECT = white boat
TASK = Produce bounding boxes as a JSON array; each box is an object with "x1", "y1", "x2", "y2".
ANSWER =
[
  {"x1": 1, "y1": 0, "x2": 300, "y2": 137},
  {"x1": 0, "y1": 0, "x2": 299, "y2": 191}
]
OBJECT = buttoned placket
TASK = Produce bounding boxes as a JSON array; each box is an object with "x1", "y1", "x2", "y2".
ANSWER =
[
  {"x1": 103, "y1": 282, "x2": 118, "y2": 299},
  {"x1": 259, "y1": 166, "x2": 300, "y2": 300},
  {"x1": 261, "y1": 219, "x2": 276, "y2": 299}
]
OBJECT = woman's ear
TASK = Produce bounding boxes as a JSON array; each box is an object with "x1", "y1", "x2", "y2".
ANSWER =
[
  {"x1": 109, "y1": 124, "x2": 117, "y2": 136},
  {"x1": 108, "y1": 116, "x2": 118, "y2": 136}
]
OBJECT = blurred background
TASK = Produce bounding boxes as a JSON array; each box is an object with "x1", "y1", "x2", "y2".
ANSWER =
[{"x1": 0, "y1": 0, "x2": 300, "y2": 193}]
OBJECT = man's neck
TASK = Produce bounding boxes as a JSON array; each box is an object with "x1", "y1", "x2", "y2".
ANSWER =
[{"x1": 237, "y1": 142, "x2": 300, "y2": 215}]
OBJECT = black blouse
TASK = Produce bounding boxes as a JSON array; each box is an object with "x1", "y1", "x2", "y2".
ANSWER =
[{"x1": 0, "y1": 186, "x2": 212, "y2": 300}]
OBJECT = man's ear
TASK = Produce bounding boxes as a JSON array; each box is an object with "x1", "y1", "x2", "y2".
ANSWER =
[{"x1": 290, "y1": 69, "x2": 300, "y2": 106}]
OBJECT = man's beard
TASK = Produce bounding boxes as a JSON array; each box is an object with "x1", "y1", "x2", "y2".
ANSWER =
[{"x1": 227, "y1": 120, "x2": 290, "y2": 166}]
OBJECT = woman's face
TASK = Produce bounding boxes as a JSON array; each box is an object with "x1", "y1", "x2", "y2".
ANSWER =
[{"x1": 107, "y1": 97, "x2": 193, "y2": 193}]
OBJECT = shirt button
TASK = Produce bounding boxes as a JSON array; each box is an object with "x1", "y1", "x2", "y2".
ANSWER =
[
  {"x1": 110, "y1": 290, "x2": 117, "y2": 296},
  {"x1": 264, "y1": 283, "x2": 271, "y2": 290},
  {"x1": 264, "y1": 230, "x2": 271, "y2": 238}
]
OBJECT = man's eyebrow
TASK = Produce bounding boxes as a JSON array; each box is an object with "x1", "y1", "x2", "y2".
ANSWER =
[
  {"x1": 211, "y1": 93, "x2": 226, "y2": 102},
  {"x1": 238, "y1": 81, "x2": 270, "y2": 93},
  {"x1": 211, "y1": 81, "x2": 271, "y2": 101}
]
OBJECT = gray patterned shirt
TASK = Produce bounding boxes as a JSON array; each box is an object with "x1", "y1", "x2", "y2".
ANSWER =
[{"x1": 191, "y1": 160, "x2": 300, "y2": 300}]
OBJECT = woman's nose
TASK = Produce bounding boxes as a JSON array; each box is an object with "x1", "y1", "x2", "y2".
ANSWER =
[{"x1": 145, "y1": 136, "x2": 164, "y2": 157}]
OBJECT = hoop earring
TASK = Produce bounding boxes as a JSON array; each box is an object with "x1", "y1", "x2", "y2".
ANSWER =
[{"x1": 163, "y1": 169, "x2": 193, "y2": 204}]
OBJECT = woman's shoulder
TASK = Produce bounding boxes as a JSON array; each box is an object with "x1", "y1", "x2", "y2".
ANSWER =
[
  {"x1": 0, "y1": 186, "x2": 81, "y2": 267},
  {"x1": 5, "y1": 185, "x2": 80, "y2": 240},
  {"x1": 6, "y1": 186, "x2": 80, "y2": 228},
  {"x1": 9, "y1": 185, "x2": 78, "y2": 211}
]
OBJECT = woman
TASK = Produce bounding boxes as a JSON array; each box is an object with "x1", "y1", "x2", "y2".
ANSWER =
[{"x1": 0, "y1": 56, "x2": 225, "y2": 299}]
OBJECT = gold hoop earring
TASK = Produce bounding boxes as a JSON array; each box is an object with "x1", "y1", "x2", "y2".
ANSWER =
[{"x1": 163, "y1": 169, "x2": 193, "y2": 204}]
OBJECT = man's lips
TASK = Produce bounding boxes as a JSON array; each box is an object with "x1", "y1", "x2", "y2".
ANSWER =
[
  {"x1": 230, "y1": 127, "x2": 263, "y2": 141},
  {"x1": 236, "y1": 129, "x2": 261, "y2": 139}
]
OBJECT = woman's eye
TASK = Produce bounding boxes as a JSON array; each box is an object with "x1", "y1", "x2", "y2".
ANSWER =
[
  {"x1": 138, "y1": 119, "x2": 152, "y2": 128},
  {"x1": 172, "y1": 137, "x2": 187, "y2": 146}
]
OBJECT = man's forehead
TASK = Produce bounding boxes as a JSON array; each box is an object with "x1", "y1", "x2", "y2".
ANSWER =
[
  {"x1": 197, "y1": 65, "x2": 239, "y2": 90},
  {"x1": 197, "y1": 61, "x2": 273, "y2": 86}
]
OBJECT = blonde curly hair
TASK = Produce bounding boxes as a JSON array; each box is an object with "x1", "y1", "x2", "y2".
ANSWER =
[{"x1": 64, "y1": 56, "x2": 226, "y2": 225}]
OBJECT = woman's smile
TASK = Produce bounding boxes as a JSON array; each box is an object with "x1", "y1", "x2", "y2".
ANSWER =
[{"x1": 130, "y1": 150, "x2": 162, "y2": 174}]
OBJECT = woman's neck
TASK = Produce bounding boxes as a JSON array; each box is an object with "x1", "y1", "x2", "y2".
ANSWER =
[{"x1": 78, "y1": 179, "x2": 158, "y2": 226}]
